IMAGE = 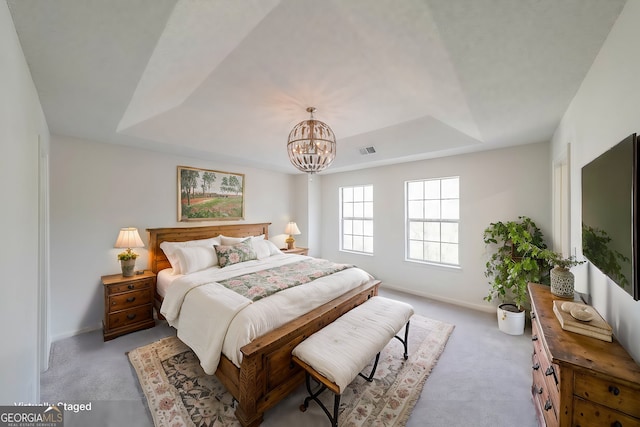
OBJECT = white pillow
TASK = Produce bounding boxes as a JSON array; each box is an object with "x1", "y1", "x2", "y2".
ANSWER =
[
  {"x1": 220, "y1": 234, "x2": 265, "y2": 245},
  {"x1": 252, "y1": 239, "x2": 270, "y2": 259},
  {"x1": 265, "y1": 240, "x2": 283, "y2": 256},
  {"x1": 160, "y1": 236, "x2": 221, "y2": 274},
  {"x1": 219, "y1": 235, "x2": 267, "y2": 258},
  {"x1": 175, "y1": 246, "x2": 219, "y2": 274},
  {"x1": 250, "y1": 239, "x2": 284, "y2": 260}
]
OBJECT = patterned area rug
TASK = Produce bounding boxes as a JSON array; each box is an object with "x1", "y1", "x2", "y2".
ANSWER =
[{"x1": 128, "y1": 314, "x2": 454, "y2": 427}]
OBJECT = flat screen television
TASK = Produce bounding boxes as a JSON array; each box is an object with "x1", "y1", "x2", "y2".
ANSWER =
[{"x1": 581, "y1": 133, "x2": 638, "y2": 300}]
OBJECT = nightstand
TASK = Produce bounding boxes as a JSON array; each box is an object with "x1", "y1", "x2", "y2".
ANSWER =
[
  {"x1": 102, "y1": 270, "x2": 156, "y2": 341},
  {"x1": 281, "y1": 247, "x2": 309, "y2": 256}
]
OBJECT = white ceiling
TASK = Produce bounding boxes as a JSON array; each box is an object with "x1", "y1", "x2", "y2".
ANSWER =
[{"x1": 7, "y1": 0, "x2": 627, "y2": 174}]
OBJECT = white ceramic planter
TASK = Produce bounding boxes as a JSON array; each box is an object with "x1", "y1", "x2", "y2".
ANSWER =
[{"x1": 497, "y1": 303, "x2": 525, "y2": 335}]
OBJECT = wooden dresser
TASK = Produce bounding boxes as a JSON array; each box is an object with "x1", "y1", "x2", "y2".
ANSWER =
[
  {"x1": 528, "y1": 283, "x2": 640, "y2": 426},
  {"x1": 102, "y1": 270, "x2": 156, "y2": 341}
]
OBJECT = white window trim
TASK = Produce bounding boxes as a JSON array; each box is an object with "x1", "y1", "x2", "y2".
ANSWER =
[
  {"x1": 339, "y1": 185, "x2": 374, "y2": 255},
  {"x1": 404, "y1": 177, "x2": 460, "y2": 267}
]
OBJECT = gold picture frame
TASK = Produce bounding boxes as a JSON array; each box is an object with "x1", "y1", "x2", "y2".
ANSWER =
[{"x1": 177, "y1": 166, "x2": 245, "y2": 221}]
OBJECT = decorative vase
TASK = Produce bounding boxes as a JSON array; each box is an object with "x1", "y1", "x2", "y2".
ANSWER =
[
  {"x1": 550, "y1": 266, "x2": 575, "y2": 298},
  {"x1": 497, "y1": 303, "x2": 525, "y2": 335},
  {"x1": 120, "y1": 259, "x2": 136, "y2": 277}
]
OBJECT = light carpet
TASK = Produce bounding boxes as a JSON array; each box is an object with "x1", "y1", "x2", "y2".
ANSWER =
[{"x1": 128, "y1": 314, "x2": 454, "y2": 426}]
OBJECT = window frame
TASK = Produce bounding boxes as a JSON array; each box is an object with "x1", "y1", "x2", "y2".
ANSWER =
[
  {"x1": 405, "y1": 176, "x2": 460, "y2": 267},
  {"x1": 339, "y1": 184, "x2": 374, "y2": 255}
]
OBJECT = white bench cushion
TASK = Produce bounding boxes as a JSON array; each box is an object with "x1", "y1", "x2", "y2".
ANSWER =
[{"x1": 292, "y1": 296, "x2": 414, "y2": 393}]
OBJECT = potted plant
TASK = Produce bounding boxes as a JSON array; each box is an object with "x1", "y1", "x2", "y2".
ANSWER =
[
  {"x1": 548, "y1": 253, "x2": 584, "y2": 298},
  {"x1": 483, "y1": 216, "x2": 556, "y2": 334},
  {"x1": 118, "y1": 249, "x2": 139, "y2": 277}
]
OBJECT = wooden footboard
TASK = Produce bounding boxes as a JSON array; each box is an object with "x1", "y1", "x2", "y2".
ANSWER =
[{"x1": 224, "y1": 279, "x2": 380, "y2": 427}]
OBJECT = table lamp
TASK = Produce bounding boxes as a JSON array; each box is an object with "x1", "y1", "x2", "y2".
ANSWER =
[
  {"x1": 115, "y1": 227, "x2": 145, "y2": 276},
  {"x1": 284, "y1": 222, "x2": 301, "y2": 250}
]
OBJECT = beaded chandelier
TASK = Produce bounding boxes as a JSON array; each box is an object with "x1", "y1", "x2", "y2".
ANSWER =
[{"x1": 287, "y1": 107, "x2": 337, "y2": 173}]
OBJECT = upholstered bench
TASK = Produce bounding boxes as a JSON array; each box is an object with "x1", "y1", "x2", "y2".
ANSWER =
[{"x1": 291, "y1": 296, "x2": 414, "y2": 426}]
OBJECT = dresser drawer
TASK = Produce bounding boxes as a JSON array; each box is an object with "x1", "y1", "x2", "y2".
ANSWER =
[
  {"x1": 532, "y1": 319, "x2": 560, "y2": 397},
  {"x1": 574, "y1": 372, "x2": 640, "y2": 418},
  {"x1": 107, "y1": 278, "x2": 153, "y2": 295},
  {"x1": 573, "y1": 397, "x2": 640, "y2": 427},
  {"x1": 107, "y1": 304, "x2": 153, "y2": 330},
  {"x1": 108, "y1": 288, "x2": 152, "y2": 311},
  {"x1": 532, "y1": 352, "x2": 559, "y2": 426}
]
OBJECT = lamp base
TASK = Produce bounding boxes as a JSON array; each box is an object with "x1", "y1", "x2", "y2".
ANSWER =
[{"x1": 285, "y1": 235, "x2": 295, "y2": 250}]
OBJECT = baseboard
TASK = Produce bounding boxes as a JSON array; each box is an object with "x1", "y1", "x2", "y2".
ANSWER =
[
  {"x1": 379, "y1": 283, "x2": 495, "y2": 314},
  {"x1": 51, "y1": 322, "x2": 102, "y2": 342}
]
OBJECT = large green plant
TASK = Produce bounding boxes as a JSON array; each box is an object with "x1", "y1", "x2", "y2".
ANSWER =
[{"x1": 483, "y1": 216, "x2": 556, "y2": 310}]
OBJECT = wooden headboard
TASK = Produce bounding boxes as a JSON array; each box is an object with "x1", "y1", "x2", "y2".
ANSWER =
[{"x1": 146, "y1": 223, "x2": 271, "y2": 273}]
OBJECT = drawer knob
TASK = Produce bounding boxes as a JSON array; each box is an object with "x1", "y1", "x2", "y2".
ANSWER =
[
  {"x1": 612, "y1": 421, "x2": 622, "y2": 427},
  {"x1": 126, "y1": 297, "x2": 136, "y2": 303},
  {"x1": 532, "y1": 335, "x2": 538, "y2": 342},
  {"x1": 532, "y1": 363, "x2": 540, "y2": 371},
  {"x1": 126, "y1": 313, "x2": 136, "y2": 320},
  {"x1": 545, "y1": 366, "x2": 555, "y2": 377},
  {"x1": 531, "y1": 312, "x2": 536, "y2": 319},
  {"x1": 544, "y1": 399, "x2": 552, "y2": 411},
  {"x1": 128, "y1": 284, "x2": 135, "y2": 290},
  {"x1": 608, "y1": 385, "x2": 620, "y2": 396},
  {"x1": 534, "y1": 385, "x2": 543, "y2": 395}
]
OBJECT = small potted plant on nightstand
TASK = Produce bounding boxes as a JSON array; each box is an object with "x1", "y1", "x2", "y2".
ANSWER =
[{"x1": 117, "y1": 249, "x2": 139, "y2": 277}]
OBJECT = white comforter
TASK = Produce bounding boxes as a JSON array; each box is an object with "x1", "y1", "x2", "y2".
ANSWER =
[{"x1": 160, "y1": 254, "x2": 373, "y2": 374}]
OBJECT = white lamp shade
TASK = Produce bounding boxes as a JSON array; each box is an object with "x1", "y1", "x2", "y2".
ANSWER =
[
  {"x1": 114, "y1": 227, "x2": 145, "y2": 249},
  {"x1": 284, "y1": 222, "x2": 301, "y2": 235}
]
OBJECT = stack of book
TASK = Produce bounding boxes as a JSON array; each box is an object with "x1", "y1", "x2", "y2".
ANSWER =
[{"x1": 552, "y1": 300, "x2": 613, "y2": 342}]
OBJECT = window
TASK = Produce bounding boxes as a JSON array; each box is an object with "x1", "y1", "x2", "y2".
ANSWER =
[
  {"x1": 340, "y1": 185, "x2": 373, "y2": 254},
  {"x1": 406, "y1": 177, "x2": 459, "y2": 266}
]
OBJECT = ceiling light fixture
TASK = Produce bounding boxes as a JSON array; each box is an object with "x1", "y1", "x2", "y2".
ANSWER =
[{"x1": 287, "y1": 107, "x2": 336, "y2": 174}]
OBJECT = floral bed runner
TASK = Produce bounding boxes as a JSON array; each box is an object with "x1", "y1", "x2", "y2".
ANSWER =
[{"x1": 217, "y1": 258, "x2": 353, "y2": 301}]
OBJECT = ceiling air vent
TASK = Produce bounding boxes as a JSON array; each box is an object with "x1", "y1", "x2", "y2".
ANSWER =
[{"x1": 359, "y1": 146, "x2": 377, "y2": 155}]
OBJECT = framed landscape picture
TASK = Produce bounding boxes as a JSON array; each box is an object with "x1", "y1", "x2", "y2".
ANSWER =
[{"x1": 177, "y1": 166, "x2": 245, "y2": 221}]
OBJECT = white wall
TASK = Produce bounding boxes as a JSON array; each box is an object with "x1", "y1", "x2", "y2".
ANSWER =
[
  {"x1": 50, "y1": 136, "x2": 294, "y2": 339},
  {"x1": 0, "y1": 2, "x2": 50, "y2": 403},
  {"x1": 319, "y1": 142, "x2": 551, "y2": 312},
  {"x1": 289, "y1": 174, "x2": 322, "y2": 257},
  {"x1": 551, "y1": 0, "x2": 640, "y2": 362}
]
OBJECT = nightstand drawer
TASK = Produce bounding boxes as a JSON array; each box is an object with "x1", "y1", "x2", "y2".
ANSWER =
[
  {"x1": 108, "y1": 288, "x2": 152, "y2": 311},
  {"x1": 107, "y1": 304, "x2": 153, "y2": 330},
  {"x1": 107, "y1": 278, "x2": 153, "y2": 295}
]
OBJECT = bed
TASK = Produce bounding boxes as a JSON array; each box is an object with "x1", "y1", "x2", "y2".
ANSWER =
[{"x1": 147, "y1": 223, "x2": 380, "y2": 427}]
